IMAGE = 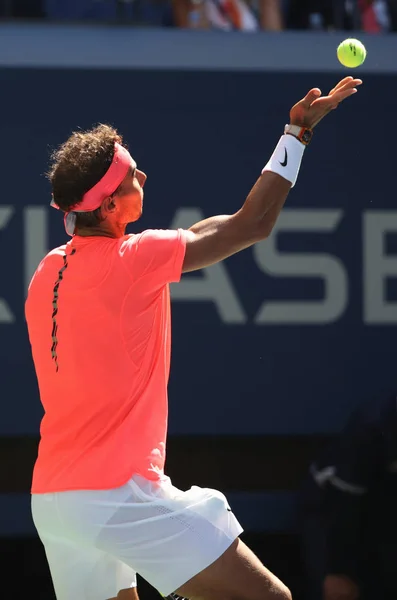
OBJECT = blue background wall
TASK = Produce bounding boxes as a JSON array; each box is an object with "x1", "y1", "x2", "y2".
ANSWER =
[{"x1": 1, "y1": 67, "x2": 395, "y2": 442}]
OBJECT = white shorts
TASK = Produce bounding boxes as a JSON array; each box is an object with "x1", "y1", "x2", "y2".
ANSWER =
[{"x1": 31, "y1": 475, "x2": 243, "y2": 600}]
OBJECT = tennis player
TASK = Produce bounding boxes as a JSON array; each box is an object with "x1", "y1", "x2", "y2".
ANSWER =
[{"x1": 25, "y1": 76, "x2": 361, "y2": 600}]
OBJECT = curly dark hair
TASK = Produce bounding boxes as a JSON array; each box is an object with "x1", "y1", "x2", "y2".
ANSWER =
[{"x1": 47, "y1": 124, "x2": 126, "y2": 229}]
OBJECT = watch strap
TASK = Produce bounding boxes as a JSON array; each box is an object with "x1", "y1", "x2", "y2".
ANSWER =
[{"x1": 284, "y1": 124, "x2": 313, "y2": 146}]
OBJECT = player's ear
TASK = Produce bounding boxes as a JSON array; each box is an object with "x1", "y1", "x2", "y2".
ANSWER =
[{"x1": 102, "y1": 196, "x2": 117, "y2": 214}]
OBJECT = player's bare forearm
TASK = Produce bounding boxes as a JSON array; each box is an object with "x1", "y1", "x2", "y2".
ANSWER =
[
  {"x1": 183, "y1": 172, "x2": 290, "y2": 273},
  {"x1": 237, "y1": 170, "x2": 291, "y2": 234}
]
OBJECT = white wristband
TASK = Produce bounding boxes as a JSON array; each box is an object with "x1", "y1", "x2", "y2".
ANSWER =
[{"x1": 262, "y1": 134, "x2": 305, "y2": 188}]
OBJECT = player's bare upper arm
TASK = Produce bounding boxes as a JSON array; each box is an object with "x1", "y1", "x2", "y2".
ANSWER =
[
  {"x1": 182, "y1": 213, "x2": 262, "y2": 273},
  {"x1": 182, "y1": 172, "x2": 292, "y2": 273}
]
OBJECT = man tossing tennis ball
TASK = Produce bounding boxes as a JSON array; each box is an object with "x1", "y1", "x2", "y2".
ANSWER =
[
  {"x1": 26, "y1": 74, "x2": 362, "y2": 600},
  {"x1": 337, "y1": 38, "x2": 367, "y2": 68}
]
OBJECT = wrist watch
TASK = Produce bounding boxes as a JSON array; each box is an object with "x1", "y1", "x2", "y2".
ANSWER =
[{"x1": 284, "y1": 124, "x2": 313, "y2": 146}]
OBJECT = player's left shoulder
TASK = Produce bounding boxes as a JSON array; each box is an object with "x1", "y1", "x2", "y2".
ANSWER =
[
  {"x1": 31, "y1": 244, "x2": 67, "y2": 275},
  {"x1": 26, "y1": 244, "x2": 68, "y2": 299},
  {"x1": 46, "y1": 244, "x2": 68, "y2": 258}
]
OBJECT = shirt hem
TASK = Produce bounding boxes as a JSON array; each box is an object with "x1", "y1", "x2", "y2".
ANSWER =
[{"x1": 31, "y1": 468, "x2": 164, "y2": 495}]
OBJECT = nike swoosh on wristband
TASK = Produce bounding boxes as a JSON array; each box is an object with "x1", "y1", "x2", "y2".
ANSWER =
[{"x1": 279, "y1": 148, "x2": 288, "y2": 167}]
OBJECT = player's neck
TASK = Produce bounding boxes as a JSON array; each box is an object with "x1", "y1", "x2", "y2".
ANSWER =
[{"x1": 76, "y1": 222, "x2": 127, "y2": 239}]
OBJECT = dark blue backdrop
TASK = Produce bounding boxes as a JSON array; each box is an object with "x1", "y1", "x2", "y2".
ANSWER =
[{"x1": 0, "y1": 68, "x2": 395, "y2": 438}]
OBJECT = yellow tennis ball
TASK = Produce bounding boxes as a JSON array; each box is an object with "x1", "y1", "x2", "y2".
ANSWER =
[{"x1": 337, "y1": 38, "x2": 367, "y2": 68}]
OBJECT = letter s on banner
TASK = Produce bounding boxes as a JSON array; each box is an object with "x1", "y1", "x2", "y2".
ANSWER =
[{"x1": 254, "y1": 209, "x2": 348, "y2": 325}]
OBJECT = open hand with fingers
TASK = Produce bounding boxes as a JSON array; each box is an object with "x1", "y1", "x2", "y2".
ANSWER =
[{"x1": 290, "y1": 76, "x2": 362, "y2": 130}]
